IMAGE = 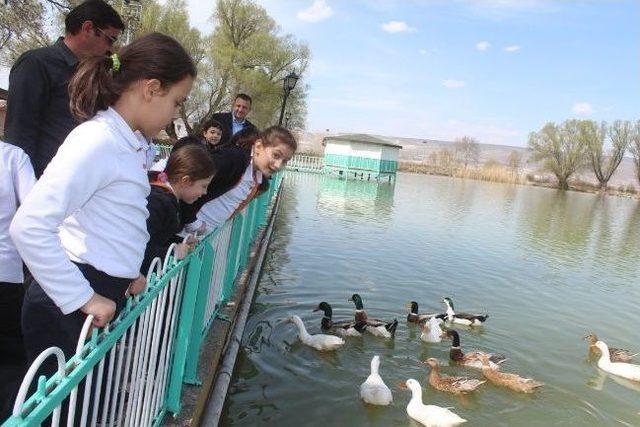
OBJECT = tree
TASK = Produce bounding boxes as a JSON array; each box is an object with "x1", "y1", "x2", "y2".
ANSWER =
[
  {"x1": 454, "y1": 136, "x2": 480, "y2": 168},
  {"x1": 0, "y1": 0, "x2": 53, "y2": 66},
  {"x1": 528, "y1": 120, "x2": 588, "y2": 190},
  {"x1": 628, "y1": 121, "x2": 640, "y2": 186},
  {"x1": 507, "y1": 150, "x2": 522, "y2": 175},
  {"x1": 579, "y1": 120, "x2": 629, "y2": 190}
]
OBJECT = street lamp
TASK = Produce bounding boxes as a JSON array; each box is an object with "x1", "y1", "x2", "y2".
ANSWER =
[
  {"x1": 285, "y1": 112, "x2": 291, "y2": 129},
  {"x1": 278, "y1": 71, "x2": 299, "y2": 126}
]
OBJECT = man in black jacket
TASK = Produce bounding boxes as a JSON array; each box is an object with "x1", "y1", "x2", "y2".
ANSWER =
[
  {"x1": 210, "y1": 93, "x2": 258, "y2": 147},
  {"x1": 5, "y1": 0, "x2": 124, "y2": 177}
]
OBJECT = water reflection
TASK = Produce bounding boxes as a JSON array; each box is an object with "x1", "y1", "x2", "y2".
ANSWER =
[{"x1": 316, "y1": 176, "x2": 395, "y2": 222}]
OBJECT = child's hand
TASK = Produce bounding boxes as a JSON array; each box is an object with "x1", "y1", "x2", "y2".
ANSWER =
[
  {"x1": 175, "y1": 243, "x2": 191, "y2": 260},
  {"x1": 185, "y1": 235, "x2": 198, "y2": 250},
  {"x1": 196, "y1": 222, "x2": 208, "y2": 236},
  {"x1": 127, "y1": 274, "x2": 147, "y2": 296},
  {"x1": 81, "y1": 293, "x2": 116, "y2": 328}
]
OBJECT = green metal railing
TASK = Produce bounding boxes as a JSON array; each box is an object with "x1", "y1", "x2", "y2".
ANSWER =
[{"x1": 3, "y1": 173, "x2": 283, "y2": 427}]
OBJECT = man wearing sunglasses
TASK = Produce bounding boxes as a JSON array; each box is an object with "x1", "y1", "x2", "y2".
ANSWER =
[{"x1": 5, "y1": 0, "x2": 124, "y2": 178}]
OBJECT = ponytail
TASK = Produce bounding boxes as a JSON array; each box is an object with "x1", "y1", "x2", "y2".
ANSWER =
[{"x1": 69, "y1": 32, "x2": 197, "y2": 122}]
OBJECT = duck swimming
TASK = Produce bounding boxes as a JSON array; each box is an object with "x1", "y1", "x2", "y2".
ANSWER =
[
  {"x1": 313, "y1": 302, "x2": 367, "y2": 337},
  {"x1": 476, "y1": 353, "x2": 543, "y2": 393},
  {"x1": 406, "y1": 301, "x2": 444, "y2": 324},
  {"x1": 423, "y1": 358, "x2": 485, "y2": 394},
  {"x1": 584, "y1": 333, "x2": 637, "y2": 363},
  {"x1": 359, "y1": 355, "x2": 393, "y2": 406},
  {"x1": 402, "y1": 378, "x2": 467, "y2": 427},
  {"x1": 349, "y1": 294, "x2": 398, "y2": 338},
  {"x1": 420, "y1": 316, "x2": 445, "y2": 343},
  {"x1": 446, "y1": 329, "x2": 506, "y2": 370},
  {"x1": 594, "y1": 340, "x2": 640, "y2": 382},
  {"x1": 287, "y1": 315, "x2": 345, "y2": 351},
  {"x1": 441, "y1": 297, "x2": 488, "y2": 326}
]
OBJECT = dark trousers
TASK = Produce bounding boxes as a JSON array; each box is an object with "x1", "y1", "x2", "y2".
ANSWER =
[
  {"x1": 0, "y1": 282, "x2": 27, "y2": 421},
  {"x1": 20, "y1": 263, "x2": 131, "y2": 425}
]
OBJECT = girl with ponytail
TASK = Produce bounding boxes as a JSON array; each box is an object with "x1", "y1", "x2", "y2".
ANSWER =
[{"x1": 11, "y1": 32, "x2": 197, "y2": 366}]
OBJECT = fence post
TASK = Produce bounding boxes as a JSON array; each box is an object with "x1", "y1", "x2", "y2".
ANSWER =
[
  {"x1": 165, "y1": 249, "x2": 203, "y2": 414},
  {"x1": 183, "y1": 239, "x2": 216, "y2": 385}
]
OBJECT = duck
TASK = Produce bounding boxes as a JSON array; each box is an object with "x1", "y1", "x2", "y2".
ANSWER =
[
  {"x1": 423, "y1": 358, "x2": 485, "y2": 394},
  {"x1": 349, "y1": 294, "x2": 398, "y2": 338},
  {"x1": 475, "y1": 353, "x2": 543, "y2": 393},
  {"x1": 420, "y1": 316, "x2": 445, "y2": 343},
  {"x1": 402, "y1": 378, "x2": 467, "y2": 427},
  {"x1": 313, "y1": 302, "x2": 367, "y2": 337},
  {"x1": 594, "y1": 340, "x2": 640, "y2": 382},
  {"x1": 406, "y1": 301, "x2": 444, "y2": 324},
  {"x1": 359, "y1": 355, "x2": 393, "y2": 406},
  {"x1": 446, "y1": 329, "x2": 506, "y2": 370},
  {"x1": 584, "y1": 333, "x2": 637, "y2": 363},
  {"x1": 287, "y1": 315, "x2": 345, "y2": 351},
  {"x1": 441, "y1": 297, "x2": 488, "y2": 326}
]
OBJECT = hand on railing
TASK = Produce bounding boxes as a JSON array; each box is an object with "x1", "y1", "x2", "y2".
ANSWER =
[
  {"x1": 175, "y1": 235, "x2": 199, "y2": 260},
  {"x1": 126, "y1": 273, "x2": 147, "y2": 296},
  {"x1": 80, "y1": 293, "x2": 116, "y2": 328}
]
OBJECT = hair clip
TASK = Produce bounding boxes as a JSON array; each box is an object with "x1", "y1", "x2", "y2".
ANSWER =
[{"x1": 111, "y1": 53, "x2": 121, "y2": 72}]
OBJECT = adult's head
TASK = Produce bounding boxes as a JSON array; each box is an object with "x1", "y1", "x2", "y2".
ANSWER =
[
  {"x1": 232, "y1": 93, "x2": 252, "y2": 121},
  {"x1": 69, "y1": 32, "x2": 197, "y2": 138},
  {"x1": 201, "y1": 119, "x2": 223, "y2": 146},
  {"x1": 64, "y1": 0, "x2": 125, "y2": 58}
]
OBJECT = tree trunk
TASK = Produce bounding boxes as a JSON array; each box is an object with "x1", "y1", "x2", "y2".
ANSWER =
[
  {"x1": 557, "y1": 176, "x2": 569, "y2": 190},
  {"x1": 164, "y1": 122, "x2": 178, "y2": 144}
]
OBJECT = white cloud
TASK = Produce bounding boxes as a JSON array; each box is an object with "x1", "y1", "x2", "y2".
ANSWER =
[
  {"x1": 504, "y1": 45, "x2": 521, "y2": 52},
  {"x1": 572, "y1": 102, "x2": 594, "y2": 115},
  {"x1": 476, "y1": 41, "x2": 491, "y2": 51},
  {"x1": 297, "y1": 0, "x2": 333, "y2": 23},
  {"x1": 443, "y1": 79, "x2": 466, "y2": 89},
  {"x1": 381, "y1": 21, "x2": 416, "y2": 33}
]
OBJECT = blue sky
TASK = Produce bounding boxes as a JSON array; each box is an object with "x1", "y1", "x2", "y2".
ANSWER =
[{"x1": 186, "y1": 0, "x2": 638, "y2": 147}]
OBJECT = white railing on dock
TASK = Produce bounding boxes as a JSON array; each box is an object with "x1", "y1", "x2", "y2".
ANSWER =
[{"x1": 286, "y1": 154, "x2": 323, "y2": 172}]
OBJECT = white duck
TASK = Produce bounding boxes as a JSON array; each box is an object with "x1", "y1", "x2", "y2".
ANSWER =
[
  {"x1": 420, "y1": 316, "x2": 445, "y2": 343},
  {"x1": 595, "y1": 340, "x2": 640, "y2": 382},
  {"x1": 360, "y1": 355, "x2": 393, "y2": 406},
  {"x1": 287, "y1": 315, "x2": 345, "y2": 351},
  {"x1": 403, "y1": 378, "x2": 467, "y2": 427}
]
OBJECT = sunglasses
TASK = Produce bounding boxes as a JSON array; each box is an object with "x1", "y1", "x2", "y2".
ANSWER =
[{"x1": 96, "y1": 27, "x2": 118, "y2": 46}]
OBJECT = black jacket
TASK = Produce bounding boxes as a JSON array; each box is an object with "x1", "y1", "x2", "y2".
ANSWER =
[
  {"x1": 210, "y1": 112, "x2": 257, "y2": 147},
  {"x1": 180, "y1": 145, "x2": 268, "y2": 225},
  {"x1": 5, "y1": 38, "x2": 79, "y2": 177},
  {"x1": 142, "y1": 185, "x2": 183, "y2": 274}
]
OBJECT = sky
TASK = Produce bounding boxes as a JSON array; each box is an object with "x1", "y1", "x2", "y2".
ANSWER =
[{"x1": 2, "y1": 0, "x2": 638, "y2": 147}]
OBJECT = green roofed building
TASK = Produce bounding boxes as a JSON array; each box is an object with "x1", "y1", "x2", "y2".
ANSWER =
[{"x1": 322, "y1": 133, "x2": 402, "y2": 181}]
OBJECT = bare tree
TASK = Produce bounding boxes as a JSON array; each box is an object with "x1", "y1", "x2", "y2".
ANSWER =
[
  {"x1": 454, "y1": 136, "x2": 480, "y2": 168},
  {"x1": 507, "y1": 150, "x2": 522, "y2": 176},
  {"x1": 528, "y1": 120, "x2": 588, "y2": 190},
  {"x1": 628, "y1": 121, "x2": 640, "y2": 186},
  {"x1": 579, "y1": 120, "x2": 629, "y2": 190}
]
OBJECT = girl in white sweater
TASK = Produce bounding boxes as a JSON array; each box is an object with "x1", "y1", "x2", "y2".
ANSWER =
[{"x1": 10, "y1": 33, "x2": 196, "y2": 365}]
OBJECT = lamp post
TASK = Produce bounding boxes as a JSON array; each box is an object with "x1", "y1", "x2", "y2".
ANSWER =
[
  {"x1": 278, "y1": 71, "x2": 299, "y2": 126},
  {"x1": 284, "y1": 112, "x2": 291, "y2": 129}
]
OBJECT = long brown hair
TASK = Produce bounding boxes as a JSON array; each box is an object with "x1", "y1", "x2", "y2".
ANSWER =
[{"x1": 69, "y1": 32, "x2": 196, "y2": 122}]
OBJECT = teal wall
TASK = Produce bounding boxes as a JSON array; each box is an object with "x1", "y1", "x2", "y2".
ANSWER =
[{"x1": 323, "y1": 154, "x2": 398, "y2": 173}]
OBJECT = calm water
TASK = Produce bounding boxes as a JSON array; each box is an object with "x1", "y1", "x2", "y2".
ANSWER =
[{"x1": 221, "y1": 172, "x2": 640, "y2": 427}]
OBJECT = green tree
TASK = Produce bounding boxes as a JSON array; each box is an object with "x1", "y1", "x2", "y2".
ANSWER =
[
  {"x1": 0, "y1": 0, "x2": 53, "y2": 66},
  {"x1": 528, "y1": 120, "x2": 588, "y2": 190},
  {"x1": 454, "y1": 136, "x2": 480, "y2": 168},
  {"x1": 579, "y1": 120, "x2": 629, "y2": 190}
]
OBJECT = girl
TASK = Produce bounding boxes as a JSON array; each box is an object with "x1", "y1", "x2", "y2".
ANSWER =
[
  {"x1": 181, "y1": 126, "x2": 297, "y2": 232},
  {"x1": 141, "y1": 141, "x2": 215, "y2": 274},
  {"x1": 10, "y1": 32, "x2": 196, "y2": 364}
]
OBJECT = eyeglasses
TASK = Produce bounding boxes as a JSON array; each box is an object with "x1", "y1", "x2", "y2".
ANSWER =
[{"x1": 96, "y1": 27, "x2": 118, "y2": 46}]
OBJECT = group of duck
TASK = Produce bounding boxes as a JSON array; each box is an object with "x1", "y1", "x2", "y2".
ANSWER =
[{"x1": 285, "y1": 295, "x2": 640, "y2": 427}]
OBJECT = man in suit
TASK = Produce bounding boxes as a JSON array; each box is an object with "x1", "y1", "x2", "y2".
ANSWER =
[{"x1": 210, "y1": 93, "x2": 258, "y2": 147}]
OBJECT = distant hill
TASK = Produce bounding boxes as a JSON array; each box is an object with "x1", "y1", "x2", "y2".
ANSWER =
[{"x1": 293, "y1": 130, "x2": 638, "y2": 188}]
